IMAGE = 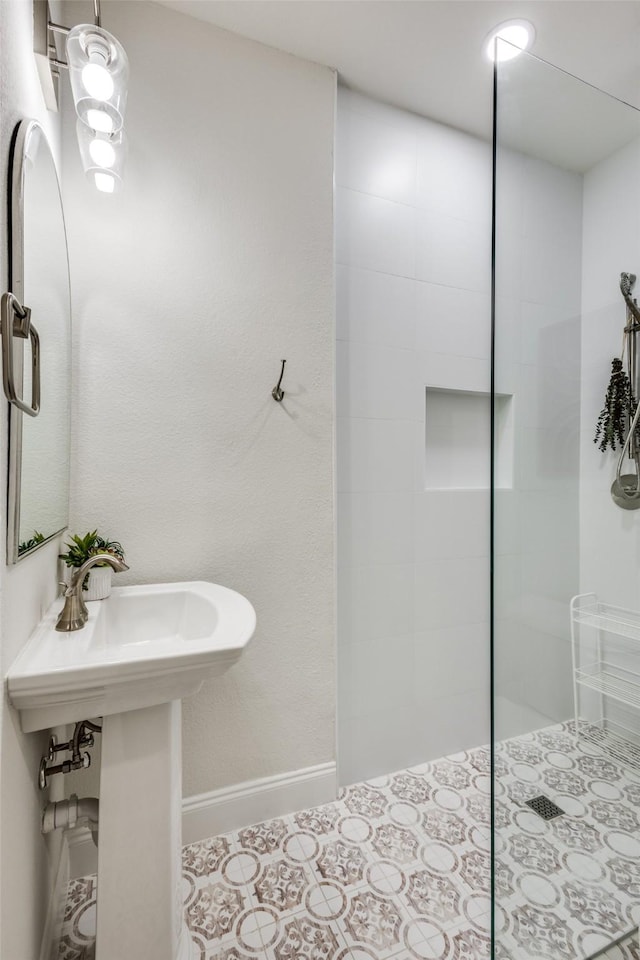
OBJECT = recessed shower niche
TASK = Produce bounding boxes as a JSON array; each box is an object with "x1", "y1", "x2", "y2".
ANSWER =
[{"x1": 424, "y1": 386, "x2": 513, "y2": 489}]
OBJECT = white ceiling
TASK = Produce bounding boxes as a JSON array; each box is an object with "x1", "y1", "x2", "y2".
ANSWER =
[{"x1": 157, "y1": 0, "x2": 640, "y2": 154}]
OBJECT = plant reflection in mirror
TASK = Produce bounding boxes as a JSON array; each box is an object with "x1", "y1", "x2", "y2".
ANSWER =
[{"x1": 18, "y1": 531, "x2": 45, "y2": 555}]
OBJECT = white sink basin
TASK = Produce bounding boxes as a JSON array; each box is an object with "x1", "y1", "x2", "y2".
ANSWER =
[{"x1": 7, "y1": 581, "x2": 256, "y2": 732}]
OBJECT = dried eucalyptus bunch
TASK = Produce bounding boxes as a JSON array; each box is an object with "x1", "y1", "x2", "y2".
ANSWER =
[{"x1": 594, "y1": 357, "x2": 636, "y2": 452}]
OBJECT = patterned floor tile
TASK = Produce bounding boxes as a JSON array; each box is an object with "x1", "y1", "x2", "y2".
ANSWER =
[{"x1": 57, "y1": 721, "x2": 638, "y2": 960}]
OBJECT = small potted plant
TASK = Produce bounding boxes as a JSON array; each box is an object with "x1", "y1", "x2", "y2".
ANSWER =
[{"x1": 59, "y1": 530, "x2": 126, "y2": 601}]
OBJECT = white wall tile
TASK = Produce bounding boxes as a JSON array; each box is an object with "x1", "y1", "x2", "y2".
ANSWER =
[
  {"x1": 414, "y1": 624, "x2": 490, "y2": 699},
  {"x1": 517, "y1": 363, "x2": 577, "y2": 430},
  {"x1": 338, "y1": 704, "x2": 420, "y2": 784},
  {"x1": 336, "y1": 186, "x2": 416, "y2": 278},
  {"x1": 337, "y1": 492, "x2": 414, "y2": 567},
  {"x1": 495, "y1": 146, "x2": 524, "y2": 226},
  {"x1": 582, "y1": 136, "x2": 640, "y2": 312},
  {"x1": 580, "y1": 426, "x2": 622, "y2": 493},
  {"x1": 493, "y1": 694, "x2": 553, "y2": 741},
  {"x1": 579, "y1": 490, "x2": 640, "y2": 607},
  {"x1": 416, "y1": 212, "x2": 491, "y2": 293},
  {"x1": 520, "y1": 301, "x2": 578, "y2": 368},
  {"x1": 521, "y1": 631, "x2": 574, "y2": 722},
  {"x1": 417, "y1": 121, "x2": 492, "y2": 226},
  {"x1": 415, "y1": 353, "x2": 491, "y2": 394},
  {"x1": 494, "y1": 553, "x2": 522, "y2": 622},
  {"x1": 413, "y1": 689, "x2": 490, "y2": 757},
  {"x1": 414, "y1": 557, "x2": 489, "y2": 630},
  {"x1": 515, "y1": 427, "x2": 580, "y2": 493},
  {"x1": 415, "y1": 283, "x2": 490, "y2": 359},
  {"x1": 336, "y1": 339, "x2": 417, "y2": 421},
  {"x1": 494, "y1": 216, "x2": 523, "y2": 303},
  {"x1": 337, "y1": 417, "x2": 416, "y2": 492},
  {"x1": 494, "y1": 490, "x2": 520, "y2": 556},
  {"x1": 340, "y1": 634, "x2": 416, "y2": 718},
  {"x1": 493, "y1": 149, "x2": 525, "y2": 302},
  {"x1": 336, "y1": 265, "x2": 416, "y2": 348},
  {"x1": 521, "y1": 156, "x2": 584, "y2": 248},
  {"x1": 339, "y1": 88, "x2": 412, "y2": 127},
  {"x1": 517, "y1": 595, "x2": 570, "y2": 644},
  {"x1": 519, "y1": 492, "x2": 578, "y2": 557},
  {"x1": 495, "y1": 297, "x2": 521, "y2": 372},
  {"x1": 415, "y1": 490, "x2": 489, "y2": 560},
  {"x1": 521, "y1": 232, "x2": 582, "y2": 311},
  {"x1": 338, "y1": 563, "x2": 414, "y2": 645},
  {"x1": 336, "y1": 106, "x2": 418, "y2": 205},
  {"x1": 337, "y1": 88, "x2": 584, "y2": 782},
  {"x1": 521, "y1": 548, "x2": 578, "y2": 607}
]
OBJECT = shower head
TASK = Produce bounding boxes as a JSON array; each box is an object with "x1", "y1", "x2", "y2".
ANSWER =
[
  {"x1": 621, "y1": 272, "x2": 637, "y2": 298},
  {"x1": 620, "y1": 272, "x2": 640, "y2": 327}
]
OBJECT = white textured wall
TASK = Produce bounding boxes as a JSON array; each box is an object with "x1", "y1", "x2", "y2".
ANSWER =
[
  {"x1": 0, "y1": 3, "x2": 67, "y2": 957},
  {"x1": 62, "y1": 1, "x2": 336, "y2": 796}
]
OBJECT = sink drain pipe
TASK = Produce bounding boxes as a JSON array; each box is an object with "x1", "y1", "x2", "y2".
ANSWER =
[{"x1": 42, "y1": 794, "x2": 99, "y2": 846}]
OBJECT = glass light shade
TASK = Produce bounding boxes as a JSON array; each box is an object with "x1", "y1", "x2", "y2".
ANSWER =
[
  {"x1": 66, "y1": 24, "x2": 129, "y2": 133},
  {"x1": 86, "y1": 108, "x2": 115, "y2": 134},
  {"x1": 76, "y1": 120, "x2": 127, "y2": 193}
]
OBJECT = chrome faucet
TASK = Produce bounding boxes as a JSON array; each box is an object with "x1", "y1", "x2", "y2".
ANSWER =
[{"x1": 55, "y1": 554, "x2": 129, "y2": 632}]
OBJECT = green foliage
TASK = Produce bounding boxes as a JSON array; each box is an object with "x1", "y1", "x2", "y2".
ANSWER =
[
  {"x1": 59, "y1": 530, "x2": 125, "y2": 591},
  {"x1": 594, "y1": 358, "x2": 637, "y2": 453},
  {"x1": 18, "y1": 531, "x2": 45, "y2": 555}
]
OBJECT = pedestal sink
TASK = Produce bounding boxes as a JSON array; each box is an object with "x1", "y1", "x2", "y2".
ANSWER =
[{"x1": 7, "y1": 581, "x2": 256, "y2": 960}]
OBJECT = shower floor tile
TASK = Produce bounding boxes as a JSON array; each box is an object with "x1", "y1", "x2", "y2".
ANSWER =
[{"x1": 57, "y1": 720, "x2": 638, "y2": 960}]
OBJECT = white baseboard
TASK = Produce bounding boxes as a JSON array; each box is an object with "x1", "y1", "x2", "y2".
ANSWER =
[
  {"x1": 182, "y1": 761, "x2": 337, "y2": 845},
  {"x1": 68, "y1": 761, "x2": 338, "y2": 877},
  {"x1": 39, "y1": 835, "x2": 69, "y2": 960}
]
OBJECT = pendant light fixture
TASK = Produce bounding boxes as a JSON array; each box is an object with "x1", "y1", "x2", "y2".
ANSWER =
[
  {"x1": 75, "y1": 121, "x2": 128, "y2": 194},
  {"x1": 66, "y1": 23, "x2": 129, "y2": 135},
  {"x1": 34, "y1": 0, "x2": 130, "y2": 193}
]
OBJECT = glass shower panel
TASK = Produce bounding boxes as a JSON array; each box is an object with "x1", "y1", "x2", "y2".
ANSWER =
[{"x1": 493, "y1": 48, "x2": 640, "y2": 960}]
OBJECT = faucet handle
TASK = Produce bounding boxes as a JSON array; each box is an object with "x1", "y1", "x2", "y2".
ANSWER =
[
  {"x1": 69, "y1": 554, "x2": 128, "y2": 592},
  {"x1": 56, "y1": 554, "x2": 128, "y2": 632}
]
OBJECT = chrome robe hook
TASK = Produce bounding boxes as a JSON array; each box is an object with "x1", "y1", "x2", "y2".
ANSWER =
[{"x1": 272, "y1": 359, "x2": 286, "y2": 402}]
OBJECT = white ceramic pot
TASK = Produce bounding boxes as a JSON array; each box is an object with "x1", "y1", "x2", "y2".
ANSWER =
[{"x1": 83, "y1": 566, "x2": 113, "y2": 601}]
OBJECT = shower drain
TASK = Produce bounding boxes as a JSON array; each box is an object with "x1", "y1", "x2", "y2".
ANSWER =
[{"x1": 524, "y1": 795, "x2": 565, "y2": 821}]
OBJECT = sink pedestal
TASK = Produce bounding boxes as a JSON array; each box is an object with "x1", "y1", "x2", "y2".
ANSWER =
[
  {"x1": 96, "y1": 700, "x2": 191, "y2": 960},
  {"x1": 6, "y1": 581, "x2": 255, "y2": 959}
]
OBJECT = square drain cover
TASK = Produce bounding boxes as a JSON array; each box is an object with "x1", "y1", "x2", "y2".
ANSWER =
[{"x1": 525, "y1": 795, "x2": 565, "y2": 821}]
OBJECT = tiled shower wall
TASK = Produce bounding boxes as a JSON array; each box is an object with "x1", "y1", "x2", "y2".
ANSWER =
[
  {"x1": 581, "y1": 135, "x2": 640, "y2": 605},
  {"x1": 336, "y1": 91, "x2": 493, "y2": 784},
  {"x1": 493, "y1": 145, "x2": 582, "y2": 740},
  {"x1": 336, "y1": 89, "x2": 582, "y2": 785},
  {"x1": 579, "y1": 133, "x2": 640, "y2": 745}
]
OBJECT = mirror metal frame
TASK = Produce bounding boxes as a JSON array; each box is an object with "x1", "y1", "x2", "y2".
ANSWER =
[{"x1": 6, "y1": 119, "x2": 71, "y2": 564}]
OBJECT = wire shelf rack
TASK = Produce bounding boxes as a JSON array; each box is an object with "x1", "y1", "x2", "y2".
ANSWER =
[
  {"x1": 571, "y1": 594, "x2": 640, "y2": 643},
  {"x1": 571, "y1": 594, "x2": 640, "y2": 768},
  {"x1": 575, "y1": 718, "x2": 640, "y2": 768}
]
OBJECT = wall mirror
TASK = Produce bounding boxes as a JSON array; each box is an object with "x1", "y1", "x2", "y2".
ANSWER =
[{"x1": 3, "y1": 119, "x2": 71, "y2": 563}]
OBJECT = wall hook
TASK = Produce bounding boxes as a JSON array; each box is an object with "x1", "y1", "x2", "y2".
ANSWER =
[{"x1": 272, "y1": 359, "x2": 286, "y2": 402}]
